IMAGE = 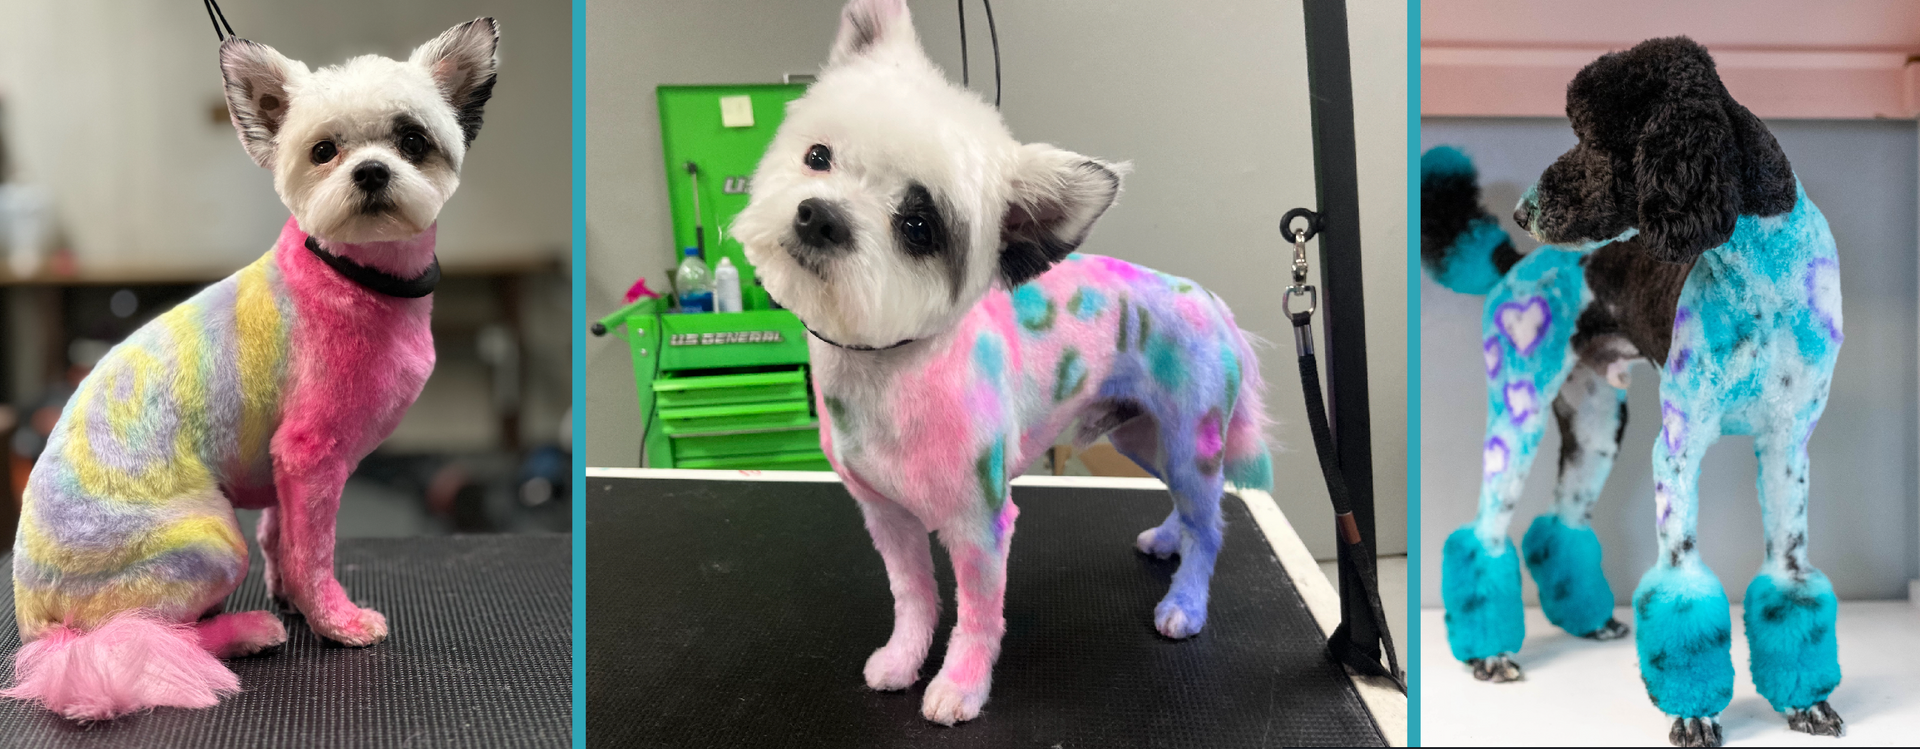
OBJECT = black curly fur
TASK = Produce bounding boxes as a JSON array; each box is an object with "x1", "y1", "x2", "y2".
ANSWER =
[{"x1": 1526, "y1": 37, "x2": 1796, "y2": 264}]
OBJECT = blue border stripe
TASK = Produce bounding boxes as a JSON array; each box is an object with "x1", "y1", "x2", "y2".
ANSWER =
[
  {"x1": 1406, "y1": 0, "x2": 1422, "y2": 742},
  {"x1": 571, "y1": 0, "x2": 587, "y2": 744}
]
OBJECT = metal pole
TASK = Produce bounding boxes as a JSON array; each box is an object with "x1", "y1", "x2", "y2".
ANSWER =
[{"x1": 1299, "y1": 0, "x2": 1381, "y2": 660}]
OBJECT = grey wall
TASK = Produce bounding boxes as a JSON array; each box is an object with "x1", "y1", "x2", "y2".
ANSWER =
[
  {"x1": 1420, "y1": 117, "x2": 1919, "y2": 605},
  {"x1": 0, "y1": 0, "x2": 571, "y2": 272},
  {"x1": 585, "y1": 0, "x2": 1410, "y2": 558}
]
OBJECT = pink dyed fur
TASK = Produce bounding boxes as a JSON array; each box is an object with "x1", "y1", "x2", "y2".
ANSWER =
[
  {"x1": 266, "y1": 217, "x2": 435, "y2": 644},
  {"x1": 3, "y1": 613, "x2": 240, "y2": 721}
]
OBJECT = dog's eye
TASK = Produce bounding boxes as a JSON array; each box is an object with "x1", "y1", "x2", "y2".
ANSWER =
[
  {"x1": 805, "y1": 144, "x2": 832, "y2": 172},
  {"x1": 311, "y1": 141, "x2": 338, "y2": 165},
  {"x1": 899, "y1": 215, "x2": 933, "y2": 248},
  {"x1": 399, "y1": 132, "x2": 429, "y2": 160}
]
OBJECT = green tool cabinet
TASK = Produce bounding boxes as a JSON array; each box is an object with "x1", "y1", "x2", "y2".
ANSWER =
[{"x1": 595, "y1": 298, "x2": 830, "y2": 471}]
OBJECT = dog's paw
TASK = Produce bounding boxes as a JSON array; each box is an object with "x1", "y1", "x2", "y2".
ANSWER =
[
  {"x1": 863, "y1": 644, "x2": 924, "y2": 691},
  {"x1": 1668, "y1": 716, "x2": 1723, "y2": 747},
  {"x1": 1468, "y1": 655, "x2": 1523, "y2": 682},
  {"x1": 1154, "y1": 600, "x2": 1206, "y2": 639},
  {"x1": 225, "y1": 611, "x2": 289, "y2": 657},
  {"x1": 1581, "y1": 618, "x2": 1631, "y2": 641},
  {"x1": 1135, "y1": 527, "x2": 1178, "y2": 558},
  {"x1": 1786, "y1": 701, "x2": 1844, "y2": 738},
  {"x1": 921, "y1": 673, "x2": 988, "y2": 725},
  {"x1": 312, "y1": 606, "x2": 389, "y2": 647}
]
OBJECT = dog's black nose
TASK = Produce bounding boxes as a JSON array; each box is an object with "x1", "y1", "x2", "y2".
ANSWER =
[
  {"x1": 353, "y1": 161, "x2": 391, "y2": 193},
  {"x1": 1512, "y1": 205, "x2": 1530, "y2": 229},
  {"x1": 793, "y1": 198, "x2": 852, "y2": 248}
]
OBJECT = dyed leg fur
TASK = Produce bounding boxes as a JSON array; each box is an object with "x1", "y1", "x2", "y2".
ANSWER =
[
  {"x1": 270, "y1": 430, "x2": 388, "y2": 647},
  {"x1": 923, "y1": 501, "x2": 1018, "y2": 725},
  {"x1": 1442, "y1": 326, "x2": 1572, "y2": 681},
  {"x1": 1523, "y1": 364, "x2": 1629, "y2": 640},
  {"x1": 1633, "y1": 404, "x2": 1734, "y2": 746},
  {"x1": 195, "y1": 611, "x2": 289, "y2": 658},
  {"x1": 1744, "y1": 424, "x2": 1843, "y2": 736},
  {"x1": 853, "y1": 492, "x2": 940, "y2": 692},
  {"x1": 1112, "y1": 414, "x2": 1228, "y2": 639}
]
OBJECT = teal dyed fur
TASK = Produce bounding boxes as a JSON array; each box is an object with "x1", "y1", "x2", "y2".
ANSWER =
[
  {"x1": 1634, "y1": 562, "x2": 1735, "y2": 718},
  {"x1": 1744, "y1": 571, "x2": 1841, "y2": 712},
  {"x1": 1442, "y1": 526, "x2": 1525, "y2": 661},
  {"x1": 1522, "y1": 516, "x2": 1615, "y2": 637}
]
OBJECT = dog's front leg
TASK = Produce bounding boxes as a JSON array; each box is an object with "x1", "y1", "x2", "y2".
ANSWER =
[
  {"x1": 922, "y1": 500, "x2": 1018, "y2": 725},
  {"x1": 270, "y1": 428, "x2": 388, "y2": 647},
  {"x1": 854, "y1": 493, "x2": 939, "y2": 691}
]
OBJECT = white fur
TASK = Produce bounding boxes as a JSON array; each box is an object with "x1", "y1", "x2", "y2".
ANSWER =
[
  {"x1": 731, "y1": 0, "x2": 1121, "y2": 348},
  {"x1": 219, "y1": 20, "x2": 498, "y2": 244}
]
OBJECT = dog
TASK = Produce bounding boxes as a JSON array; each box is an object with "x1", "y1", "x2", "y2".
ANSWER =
[
  {"x1": 1425, "y1": 37, "x2": 1843, "y2": 747},
  {"x1": 731, "y1": 0, "x2": 1273, "y2": 725},
  {"x1": 5, "y1": 19, "x2": 497, "y2": 720}
]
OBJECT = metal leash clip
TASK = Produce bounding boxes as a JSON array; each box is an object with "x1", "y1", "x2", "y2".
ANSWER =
[{"x1": 1279, "y1": 208, "x2": 1322, "y2": 356}]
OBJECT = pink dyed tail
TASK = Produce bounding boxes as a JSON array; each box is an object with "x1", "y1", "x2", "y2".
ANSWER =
[
  {"x1": 1224, "y1": 330, "x2": 1274, "y2": 492},
  {"x1": 3, "y1": 611, "x2": 239, "y2": 721}
]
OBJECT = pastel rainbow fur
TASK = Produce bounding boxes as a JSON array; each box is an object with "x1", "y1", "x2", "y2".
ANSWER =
[
  {"x1": 817, "y1": 252, "x2": 1272, "y2": 722},
  {"x1": 7, "y1": 216, "x2": 436, "y2": 719}
]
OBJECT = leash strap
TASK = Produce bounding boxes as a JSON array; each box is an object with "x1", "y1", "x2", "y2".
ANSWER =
[
  {"x1": 204, "y1": 0, "x2": 236, "y2": 41},
  {"x1": 1282, "y1": 213, "x2": 1405, "y2": 693}
]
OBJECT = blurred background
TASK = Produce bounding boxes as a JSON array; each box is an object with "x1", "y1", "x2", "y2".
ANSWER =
[{"x1": 0, "y1": 0, "x2": 572, "y2": 540}]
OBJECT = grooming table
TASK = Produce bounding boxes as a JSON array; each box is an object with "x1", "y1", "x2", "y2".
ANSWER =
[
  {"x1": 586, "y1": 469, "x2": 1400, "y2": 747},
  {"x1": 0, "y1": 534, "x2": 572, "y2": 749}
]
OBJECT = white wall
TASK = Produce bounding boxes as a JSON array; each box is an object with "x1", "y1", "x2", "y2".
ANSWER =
[
  {"x1": 1420, "y1": 117, "x2": 1920, "y2": 606},
  {"x1": 0, "y1": 0, "x2": 570, "y2": 275},
  {"x1": 584, "y1": 0, "x2": 1409, "y2": 559}
]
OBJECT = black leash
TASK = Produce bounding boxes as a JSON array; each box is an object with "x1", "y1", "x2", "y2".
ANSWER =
[
  {"x1": 805, "y1": 325, "x2": 916, "y2": 352},
  {"x1": 305, "y1": 237, "x2": 442, "y2": 299},
  {"x1": 1281, "y1": 208, "x2": 1405, "y2": 693},
  {"x1": 204, "y1": 0, "x2": 236, "y2": 41},
  {"x1": 957, "y1": 0, "x2": 1001, "y2": 108}
]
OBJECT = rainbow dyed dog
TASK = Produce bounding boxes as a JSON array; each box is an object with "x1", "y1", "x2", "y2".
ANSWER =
[
  {"x1": 5, "y1": 20, "x2": 498, "y2": 720},
  {"x1": 733, "y1": 0, "x2": 1272, "y2": 726},
  {"x1": 1427, "y1": 38, "x2": 1843, "y2": 747}
]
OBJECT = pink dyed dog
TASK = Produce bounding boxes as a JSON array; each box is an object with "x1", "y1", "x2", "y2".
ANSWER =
[
  {"x1": 733, "y1": 0, "x2": 1272, "y2": 724},
  {"x1": 6, "y1": 20, "x2": 497, "y2": 719}
]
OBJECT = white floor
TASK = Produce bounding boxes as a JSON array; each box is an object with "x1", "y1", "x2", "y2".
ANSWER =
[{"x1": 1421, "y1": 603, "x2": 1920, "y2": 746}]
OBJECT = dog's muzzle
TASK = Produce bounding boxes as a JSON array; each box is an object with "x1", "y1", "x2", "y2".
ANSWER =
[{"x1": 793, "y1": 198, "x2": 852, "y2": 249}]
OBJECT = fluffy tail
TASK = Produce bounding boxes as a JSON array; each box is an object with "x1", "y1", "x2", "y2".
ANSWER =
[
  {"x1": 1421, "y1": 146, "x2": 1520, "y2": 295},
  {"x1": 1223, "y1": 332, "x2": 1274, "y2": 493},
  {"x1": 3, "y1": 611, "x2": 239, "y2": 721}
]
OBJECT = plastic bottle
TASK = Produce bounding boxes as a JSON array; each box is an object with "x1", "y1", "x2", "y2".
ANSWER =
[
  {"x1": 675, "y1": 247, "x2": 713, "y2": 313},
  {"x1": 713, "y1": 256, "x2": 742, "y2": 313}
]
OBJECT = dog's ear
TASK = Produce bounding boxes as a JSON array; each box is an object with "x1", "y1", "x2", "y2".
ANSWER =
[
  {"x1": 999, "y1": 145, "x2": 1125, "y2": 287},
  {"x1": 412, "y1": 18, "x2": 500, "y2": 146},
  {"x1": 828, "y1": 0, "x2": 917, "y2": 68},
  {"x1": 1631, "y1": 41, "x2": 1741, "y2": 263},
  {"x1": 1725, "y1": 99, "x2": 1796, "y2": 216},
  {"x1": 219, "y1": 38, "x2": 305, "y2": 169}
]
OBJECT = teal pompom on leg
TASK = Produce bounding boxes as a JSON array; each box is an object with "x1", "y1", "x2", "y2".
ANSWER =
[
  {"x1": 1522, "y1": 515, "x2": 1625, "y2": 639},
  {"x1": 1633, "y1": 561, "x2": 1735, "y2": 728},
  {"x1": 1442, "y1": 525, "x2": 1525, "y2": 680},
  {"x1": 1744, "y1": 570, "x2": 1844, "y2": 736}
]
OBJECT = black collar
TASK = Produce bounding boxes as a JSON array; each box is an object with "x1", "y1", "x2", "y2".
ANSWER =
[
  {"x1": 305, "y1": 236, "x2": 440, "y2": 298},
  {"x1": 805, "y1": 325, "x2": 916, "y2": 352}
]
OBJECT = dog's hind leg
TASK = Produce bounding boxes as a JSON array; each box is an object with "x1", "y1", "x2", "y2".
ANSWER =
[
  {"x1": 1744, "y1": 419, "x2": 1843, "y2": 737},
  {"x1": 1108, "y1": 412, "x2": 1225, "y2": 638},
  {"x1": 1524, "y1": 363, "x2": 1629, "y2": 640},
  {"x1": 922, "y1": 499, "x2": 1018, "y2": 725},
  {"x1": 850, "y1": 492, "x2": 940, "y2": 692},
  {"x1": 1442, "y1": 347, "x2": 1571, "y2": 683},
  {"x1": 1632, "y1": 403, "x2": 1734, "y2": 747}
]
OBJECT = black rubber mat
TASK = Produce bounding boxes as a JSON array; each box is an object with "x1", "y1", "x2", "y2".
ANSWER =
[
  {"x1": 0, "y1": 534, "x2": 572, "y2": 749},
  {"x1": 586, "y1": 477, "x2": 1383, "y2": 748}
]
